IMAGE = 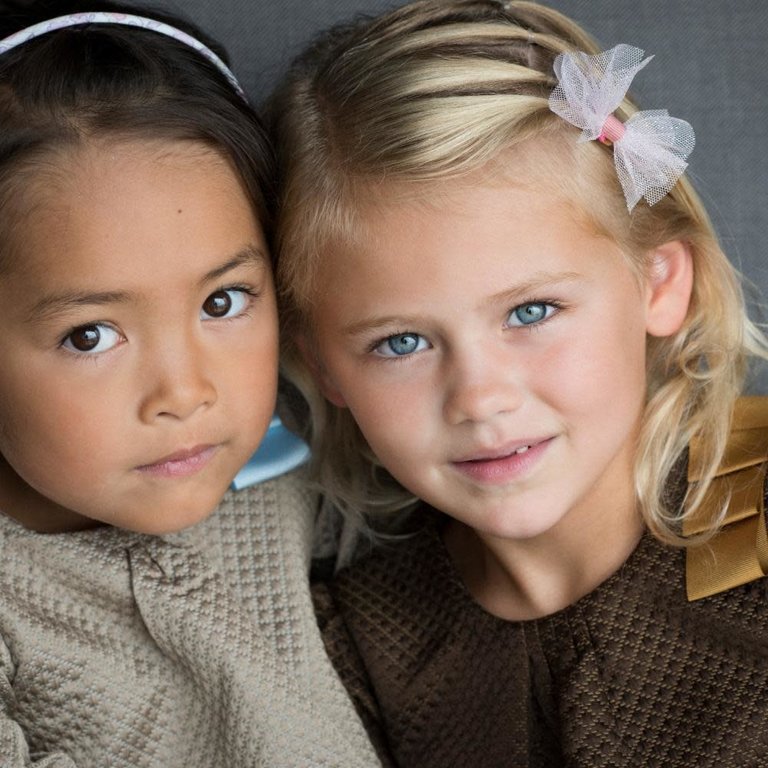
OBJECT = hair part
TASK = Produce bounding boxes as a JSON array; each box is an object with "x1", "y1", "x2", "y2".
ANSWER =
[{"x1": 270, "y1": 0, "x2": 768, "y2": 545}]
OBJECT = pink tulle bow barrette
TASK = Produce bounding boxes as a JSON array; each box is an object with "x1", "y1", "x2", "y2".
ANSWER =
[{"x1": 548, "y1": 43, "x2": 695, "y2": 212}]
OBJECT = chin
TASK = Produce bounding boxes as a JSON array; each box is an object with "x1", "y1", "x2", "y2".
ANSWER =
[
  {"x1": 472, "y1": 504, "x2": 566, "y2": 542},
  {"x1": 125, "y1": 492, "x2": 224, "y2": 535},
  {"x1": 156, "y1": 507, "x2": 217, "y2": 534}
]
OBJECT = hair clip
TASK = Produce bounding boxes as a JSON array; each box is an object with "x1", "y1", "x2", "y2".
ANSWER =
[{"x1": 548, "y1": 43, "x2": 695, "y2": 212}]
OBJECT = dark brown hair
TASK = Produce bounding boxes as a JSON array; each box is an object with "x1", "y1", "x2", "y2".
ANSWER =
[{"x1": 0, "y1": 0, "x2": 275, "y2": 270}]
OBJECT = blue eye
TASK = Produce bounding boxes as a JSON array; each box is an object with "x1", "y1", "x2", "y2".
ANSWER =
[
  {"x1": 374, "y1": 333, "x2": 429, "y2": 357},
  {"x1": 506, "y1": 302, "x2": 555, "y2": 327},
  {"x1": 62, "y1": 324, "x2": 122, "y2": 355},
  {"x1": 200, "y1": 288, "x2": 251, "y2": 320}
]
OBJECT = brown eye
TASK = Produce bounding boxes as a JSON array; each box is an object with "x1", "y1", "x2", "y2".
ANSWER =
[
  {"x1": 62, "y1": 324, "x2": 121, "y2": 355},
  {"x1": 202, "y1": 290, "x2": 232, "y2": 318},
  {"x1": 200, "y1": 288, "x2": 250, "y2": 320},
  {"x1": 69, "y1": 326, "x2": 100, "y2": 351}
]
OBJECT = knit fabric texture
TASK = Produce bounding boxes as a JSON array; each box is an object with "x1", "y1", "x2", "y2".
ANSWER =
[
  {"x1": 0, "y1": 470, "x2": 382, "y2": 767},
  {"x1": 315, "y1": 512, "x2": 768, "y2": 768}
]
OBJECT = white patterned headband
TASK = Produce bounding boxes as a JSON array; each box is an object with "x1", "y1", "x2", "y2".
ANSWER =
[
  {"x1": 0, "y1": 12, "x2": 246, "y2": 100},
  {"x1": 548, "y1": 43, "x2": 695, "y2": 212}
]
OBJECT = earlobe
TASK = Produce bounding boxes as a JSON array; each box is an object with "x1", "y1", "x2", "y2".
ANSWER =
[
  {"x1": 644, "y1": 240, "x2": 694, "y2": 338},
  {"x1": 296, "y1": 334, "x2": 348, "y2": 408}
]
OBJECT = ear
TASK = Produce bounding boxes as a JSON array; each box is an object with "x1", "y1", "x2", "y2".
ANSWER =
[
  {"x1": 296, "y1": 334, "x2": 348, "y2": 408},
  {"x1": 644, "y1": 239, "x2": 693, "y2": 338}
]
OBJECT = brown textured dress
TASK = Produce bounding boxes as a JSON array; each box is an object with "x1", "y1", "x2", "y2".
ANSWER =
[{"x1": 314, "y1": 506, "x2": 768, "y2": 768}]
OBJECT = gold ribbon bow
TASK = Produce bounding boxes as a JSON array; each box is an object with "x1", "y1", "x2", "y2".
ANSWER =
[{"x1": 685, "y1": 397, "x2": 768, "y2": 601}]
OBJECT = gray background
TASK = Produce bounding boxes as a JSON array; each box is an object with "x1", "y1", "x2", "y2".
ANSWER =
[{"x1": 153, "y1": 0, "x2": 768, "y2": 388}]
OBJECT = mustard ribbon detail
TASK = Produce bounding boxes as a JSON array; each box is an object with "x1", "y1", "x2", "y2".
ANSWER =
[{"x1": 685, "y1": 397, "x2": 768, "y2": 600}]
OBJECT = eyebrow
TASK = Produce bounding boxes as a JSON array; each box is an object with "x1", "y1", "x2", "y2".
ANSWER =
[
  {"x1": 485, "y1": 270, "x2": 584, "y2": 306},
  {"x1": 343, "y1": 270, "x2": 585, "y2": 337},
  {"x1": 201, "y1": 246, "x2": 268, "y2": 284},
  {"x1": 27, "y1": 244, "x2": 268, "y2": 324}
]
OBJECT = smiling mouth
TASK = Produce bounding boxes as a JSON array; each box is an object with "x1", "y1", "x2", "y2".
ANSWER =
[
  {"x1": 452, "y1": 437, "x2": 554, "y2": 483},
  {"x1": 457, "y1": 437, "x2": 551, "y2": 463},
  {"x1": 137, "y1": 444, "x2": 218, "y2": 478},
  {"x1": 509, "y1": 444, "x2": 531, "y2": 456}
]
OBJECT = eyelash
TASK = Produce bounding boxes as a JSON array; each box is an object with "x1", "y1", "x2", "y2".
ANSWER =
[
  {"x1": 58, "y1": 284, "x2": 260, "y2": 358},
  {"x1": 58, "y1": 322, "x2": 124, "y2": 359},
  {"x1": 368, "y1": 330, "x2": 427, "y2": 361},
  {"x1": 504, "y1": 299, "x2": 563, "y2": 329},
  {"x1": 202, "y1": 284, "x2": 259, "y2": 321},
  {"x1": 368, "y1": 299, "x2": 564, "y2": 359}
]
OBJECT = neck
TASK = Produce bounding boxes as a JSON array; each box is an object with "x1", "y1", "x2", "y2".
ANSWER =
[
  {"x1": 444, "y1": 481, "x2": 644, "y2": 621},
  {"x1": 0, "y1": 456, "x2": 100, "y2": 533}
]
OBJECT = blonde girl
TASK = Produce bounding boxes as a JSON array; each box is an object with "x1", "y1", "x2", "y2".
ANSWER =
[
  {"x1": 270, "y1": 1, "x2": 768, "y2": 765},
  {"x1": 0, "y1": 1, "x2": 381, "y2": 765}
]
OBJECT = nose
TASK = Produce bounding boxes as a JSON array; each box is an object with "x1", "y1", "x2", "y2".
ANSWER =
[
  {"x1": 138, "y1": 337, "x2": 217, "y2": 423},
  {"x1": 442, "y1": 342, "x2": 524, "y2": 426}
]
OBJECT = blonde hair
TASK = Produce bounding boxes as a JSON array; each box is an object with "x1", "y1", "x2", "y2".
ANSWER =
[{"x1": 270, "y1": 0, "x2": 768, "y2": 544}]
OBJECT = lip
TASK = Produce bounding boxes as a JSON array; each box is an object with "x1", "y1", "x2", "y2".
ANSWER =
[
  {"x1": 137, "y1": 444, "x2": 218, "y2": 478},
  {"x1": 452, "y1": 436, "x2": 554, "y2": 484}
]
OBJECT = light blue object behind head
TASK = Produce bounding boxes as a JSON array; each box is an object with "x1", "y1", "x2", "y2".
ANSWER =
[{"x1": 231, "y1": 414, "x2": 310, "y2": 490}]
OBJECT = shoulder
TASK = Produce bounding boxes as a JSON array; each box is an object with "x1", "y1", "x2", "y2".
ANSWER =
[
  {"x1": 194, "y1": 467, "x2": 318, "y2": 561},
  {"x1": 312, "y1": 527, "x2": 446, "y2": 768},
  {"x1": 313, "y1": 513, "x2": 523, "y2": 768},
  {"x1": 310, "y1": 579, "x2": 397, "y2": 767},
  {"x1": 330, "y1": 515, "x2": 449, "y2": 616},
  {"x1": 312, "y1": 521, "x2": 447, "y2": 669},
  {"x1": 319, "y1": 511, "x2": 483, "y2": 674},
  {"x1": 220, "y1": 466, "x2": 316, "y2": 518},
  {"x1": 313, "y1": 515, "x2": 438, "y2": 647},
  {"x1": 0, "y1": 515, "x2": 137, "y2": 593}
]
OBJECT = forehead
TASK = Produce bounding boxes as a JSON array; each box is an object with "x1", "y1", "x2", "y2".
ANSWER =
[
  {"x1": 312, "y1": 174, "x2": 633, "y2": 316},
  {"x1": 1, "y1": 139, "x2": 266, "y2": 299},
  {"x1": 41, "y1": 139, "x2": 242, "y2": 214},
  {"x1": 333, "y1": 134, "x2": 623, "y2": 249},
  {"x1": 331, "y1": 165, "x2": 594, "y2": 262},
  {"x1": 2, "y1": 138, "x2": 254, "y2": 264},
  {"x1": 289, "y1": 136, "x2": 637, "y2": 319}
]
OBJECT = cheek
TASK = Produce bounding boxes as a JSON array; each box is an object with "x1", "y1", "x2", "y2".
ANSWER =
[
  {"x1": 225, "y1": 299, "x2": 279, "y2": 408},
  {"x1": 0, "y1": 342, "x2": 135, "y2": 471},
  {"x1": 0, "y1": 382, "x2": 117, "y2": 502},
  {"x1": 534, "y1": 311, "x2": 647, "y2": 405},
  {"x1": 243, "y1": 325, "x2": 279, "y2": 385},
  {"x1": 222, "y1": 339, "x2": 279, "y2": 441},
  {"x1": 558, "y1": 332, "x2": 647, "y2": 428},
  {"x1": 344, "y1": 377, "x2": 433, "y2": 467},
  {"x1": 11, "y1": 381, "x2": 115, "y2": 444}
]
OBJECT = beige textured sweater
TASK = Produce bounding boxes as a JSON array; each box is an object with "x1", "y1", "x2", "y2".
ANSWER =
[{"x1": 0, "y1": 470, "x2": 381, "y2": 767}]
